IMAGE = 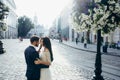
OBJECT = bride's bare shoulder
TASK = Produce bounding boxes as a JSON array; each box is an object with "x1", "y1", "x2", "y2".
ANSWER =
[{"x1": 44, "y1": 48, "x2": 49, "y2": 52}]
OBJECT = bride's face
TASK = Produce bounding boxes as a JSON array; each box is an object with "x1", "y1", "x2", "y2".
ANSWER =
[{"x1": 39, "y1": 38, "x2": 43, "y2": 46}]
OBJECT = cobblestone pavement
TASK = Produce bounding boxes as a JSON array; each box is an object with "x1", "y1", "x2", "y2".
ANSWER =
[{"x1": 0, "y1": 39, "x2": 120, "y2": 80}]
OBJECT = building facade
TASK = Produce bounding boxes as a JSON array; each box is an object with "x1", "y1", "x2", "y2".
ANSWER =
[
  {"x1": 57, "y1": 6, "x2": 71, "y2": 41},
  {"x1": 0, "y1": 0, "x2": 18, "y2": 39},
  {"x1": 104, "y1": 27, "x2": 120, "y2": 44}
]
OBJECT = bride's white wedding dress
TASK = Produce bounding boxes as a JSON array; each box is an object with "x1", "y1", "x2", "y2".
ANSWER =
[{"x1": 39, "y1": 50, "x2": 52, "y2": 80}]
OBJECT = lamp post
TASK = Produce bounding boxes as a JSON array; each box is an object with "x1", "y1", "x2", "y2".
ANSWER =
[
  {"x1": 93, "y1": 29, "x2": 104, "y2": 80},
  {"x1": 90, "y1": 0, "x2": 104, "y2": 80},
  {"x1": 0, "y1": 1, "x2": 9, "y2": 54}
]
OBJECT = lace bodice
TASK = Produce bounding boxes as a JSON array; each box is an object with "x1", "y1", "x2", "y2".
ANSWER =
[{"x1": 40, "y1": 51, "x2": 51, "y2": 63}]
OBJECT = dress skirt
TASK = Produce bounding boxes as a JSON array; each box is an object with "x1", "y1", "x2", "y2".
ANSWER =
[{"x1": 40, "y1": 68, "x2": 52, "y2": 80}]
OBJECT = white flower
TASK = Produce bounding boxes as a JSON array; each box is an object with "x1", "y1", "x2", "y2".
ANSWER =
[
  {"x1": 88, "y1": 9, "x2": 91, "y2": 13},
  {"x1": 0, "y1": 23, "x2": 8, "y2": 31},
  {"x1": 108, "y1": 23, "x2": 111, "y2": 26},
  {"x1": 97, "y1": 25, "x2": 102, "y2": 29},
  {"x1": 111, "y1": 16, "x2": 115, "y2": 22},
  {"x1": 95, "y1": 0, "x2": 101, "y2": 3},
  {"x1": 86, "y1": 20, "x2": 91, "y2": 25},
  {"x1": 114, "y1": 3, "x2": 120, "y2": 13},
  {"x1": 81, "y1": 22, "x2": 86, "y2": 28},
  {"x1": 2, "y1": 24, "x2": 8, "y2": 31},
  {"x1": 109, "y1": 6, "x2": 114, "y2": 11},
  {"x1": 81, "y1": 13, "x2": 89, "y2": 20},
  {"x1": 108, "y1": 0, "x2": 116, "y2": 5},
  {"x1": 110, "y1": 24, "x2": 114, "y2": 27},
  {"x1": 115, "y1": 3, "x2": 120, "y2": 7},
  {"x1": 104, "y1": 6, "x2": 107, "y2": 11},
  {"x1": 94, "y1": 8, "x2": 97, "y2": 13}
]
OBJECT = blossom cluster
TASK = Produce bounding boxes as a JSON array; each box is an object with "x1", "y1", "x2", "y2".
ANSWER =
[
  {"x1": 71, "y1": 0, "x2": 120, "y2": 34},
  {"x1": 0, "y1": 2, "x2": 9, "y2": 31},
  {"x1": 0, "y1": 21, "x2": 7, "y2": 31}
]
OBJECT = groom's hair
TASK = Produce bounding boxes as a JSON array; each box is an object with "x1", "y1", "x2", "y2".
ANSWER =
[{"x1": 30, "y1": 36, "x2": 39, "y2": 43}]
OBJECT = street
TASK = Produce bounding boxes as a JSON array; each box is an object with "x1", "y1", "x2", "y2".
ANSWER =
[{"x1": 0, "y1": 39, "x2": 120, "y2": 80}]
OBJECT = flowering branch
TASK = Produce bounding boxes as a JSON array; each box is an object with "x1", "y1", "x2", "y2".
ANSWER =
[{"x1": 71, "y1": 0, "x2": 120, "y2": 34}]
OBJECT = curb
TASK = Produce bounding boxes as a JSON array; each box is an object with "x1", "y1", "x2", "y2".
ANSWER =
[{"x1": 60, "y1": 42, "x2": 120, "y2": 57}]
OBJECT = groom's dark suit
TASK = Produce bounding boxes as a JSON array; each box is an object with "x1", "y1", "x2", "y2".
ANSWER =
[{"x1": 24, "y1": 46, "x2": 49, "y2": 80}]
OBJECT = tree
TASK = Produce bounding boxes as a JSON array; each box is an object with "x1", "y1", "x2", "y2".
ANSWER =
[
  {"x1": 0, "y1": 2, "x2": 9, "y2": 32},
  {"x1": 71, "y1": 0, "x2": 91, "y2": 30},
  {"x1": 72, "y1": 0, "x2": 120, "y2": 34},
  {"x1": 71, "y1": 0, "x2": 120, "y2": 80},
  {"x1": 0, "y1": 1, "x2": 9, "y2": 54},
  {"x1": 71, "y1": 0, "x2": 95, "y2": 43},
  {"x1": 18, "y1": 16, "x2": 34, "y2": 37}
]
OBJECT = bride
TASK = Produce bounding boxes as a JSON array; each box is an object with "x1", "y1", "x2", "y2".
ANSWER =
[{"x1": 35, "y1": 37, "x2": 53, "y2": 80}]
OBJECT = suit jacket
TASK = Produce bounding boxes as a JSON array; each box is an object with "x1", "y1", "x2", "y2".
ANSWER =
[{"x1": 24, "y1": 46, "x2": 49, "y2": 79}]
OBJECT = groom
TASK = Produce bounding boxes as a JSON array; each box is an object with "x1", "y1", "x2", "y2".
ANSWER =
[{"x1": 24, "y1": 36, "x2": 49, "y2": 80}]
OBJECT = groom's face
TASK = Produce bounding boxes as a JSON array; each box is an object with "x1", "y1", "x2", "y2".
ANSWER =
[{"x1": 35, "y1": 41, "x2": 39, "y2": 47}]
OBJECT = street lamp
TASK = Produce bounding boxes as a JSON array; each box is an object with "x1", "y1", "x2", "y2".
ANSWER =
[
  {"x1": 92, "y1": 0, "x2": 120, "y2": 79},
  {"x1": 0, "y1": 2, "x2": 9, "y2": 54},
  {"x1": 90, "y1": 0, "x2": 104, "y2": 80}
]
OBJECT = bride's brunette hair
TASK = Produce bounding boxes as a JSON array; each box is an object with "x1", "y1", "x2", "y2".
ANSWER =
[{"x1": 43, "y1": 37, "x2": 53, "y2": 62}]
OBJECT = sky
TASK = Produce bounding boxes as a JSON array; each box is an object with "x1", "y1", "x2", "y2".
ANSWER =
[{"x1": 14, "y1": 0, "x2": 72, "y2": 28}]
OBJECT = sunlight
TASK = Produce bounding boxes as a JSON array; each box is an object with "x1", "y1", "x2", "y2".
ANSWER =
[{"x1": 15, "y1": 0, "x2": 72, "y2": 28}]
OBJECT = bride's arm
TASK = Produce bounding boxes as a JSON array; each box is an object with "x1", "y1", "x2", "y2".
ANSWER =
[
  {"x1": 35, "y1": 50, "x2": 52, "y2": 66},
  {"x1": 34, "y1": 58, "x2": 51, "y2": 65}
]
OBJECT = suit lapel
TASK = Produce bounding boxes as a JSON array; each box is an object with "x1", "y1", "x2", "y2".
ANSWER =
[{"x1": 29, "y1": 46, "x2": 36, "y2": 51}]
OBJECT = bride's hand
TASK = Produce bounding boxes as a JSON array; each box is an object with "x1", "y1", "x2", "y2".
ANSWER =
[
  {"x1": 34, "y1": 60, "x2": 39, "y2": 64},
  {"x1": 34, "y1": 59, "x2": 42, "y2": 64},
  {"x1": 37, "y1": 50, "x2": 41, "y2": 53}
]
